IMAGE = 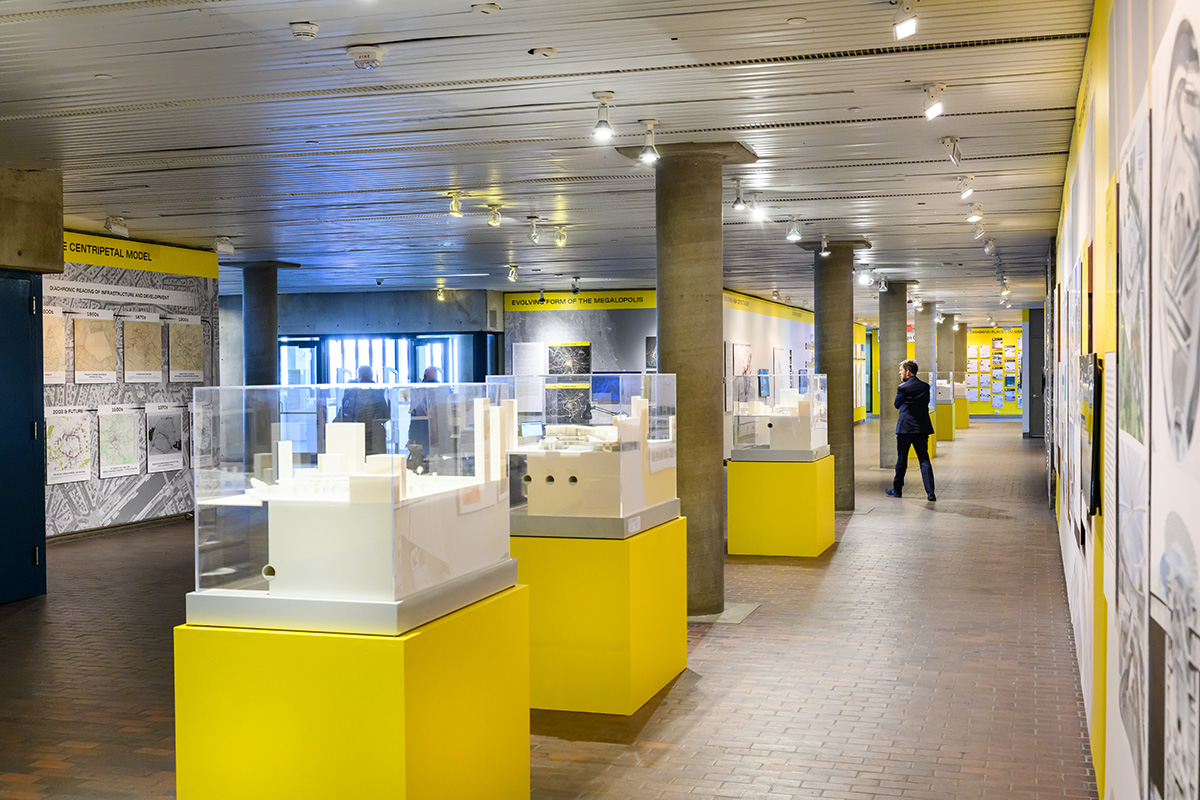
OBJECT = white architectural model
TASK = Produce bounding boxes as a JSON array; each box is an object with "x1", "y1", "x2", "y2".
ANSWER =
[
  {"x1": 518, "y1": 395, "x2": 677, "y2": 518},
  {"x1": 731, "y1": 374, "x2": 829, "y2": 461}
]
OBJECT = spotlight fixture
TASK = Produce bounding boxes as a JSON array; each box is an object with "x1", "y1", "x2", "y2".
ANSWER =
[
  {"x1": 772, "y1": 290, "x2": 781, "y2": 301},
  {"x1": 973, "y1": 223, "x2": 987, "y2": 240},
  {"x1": 212, "y1": 236, "x2": 235, "y2": 256},
  {"x1": 732, "y1": 178, "x2": 747, "y2": 211},
  {"x1": 591, "y1": 91, "x2": 615, "y2": 142},
  {"x1": 436, "y1": 287, "x2": 446, "y2": 302},
  {"x1": 937, "y1": 312, "x2": 945, "y2": 325},
  {"x1": 104, "y1": 215, "x2": 129, "y2": 238},
  {"x1": 527, "y1": 216, "x2": 541, "y2": 245},
  {"x1": 879, "y1": 278, "x2": 889, "y2": 292},
  {"x1": 507, "y1": 265, "x2": 518, "y2": 282},
  {"x1": 958, "y1": 175, "x2": 975, "y2": 199},
  {"x1": 638, "y1": 119, "x2": 660, "y2": 165},
  {"x1": 857, "y1": 269, "x2": 874, "y2": 286},
  {"x1": 448, "y1": 192, "x2": 467, "y2": 217},
  {"x1": 819, "y1": 236, "x2": 831, "y2": 257},
  {"x1": 486, "y1": 205, "x2": 502, "y2": 227},
  {"x1": 893, "y1": 0, "x2": 919, "y2": 40},
  {"x1": 538, "y1": 289, "x2": 546, "y2": 304},
  {"x1": 941, "y1": 136, "x2": 962, "y2": 166},
  {"x1": 571, "y1": 276, "x2": 581, "y2": 295},
  {"x1": 952, "y1": 321, "x2": 960, "y2": 331},
  {"x1": 983, "y1": 239, "x2": 996, "y2": 256},
  {"x1": 923, "y1": 83, "x2": 945, "y2": 120},
  {"x1": 785, "y1": 216, "x2": 802, "y2": 242},
  {"x1": 554, "y1": 227, "x2": 567, "y2": 247},
  {"x1": 1000, "y1": 279, "x2": 1011, "y2": 297},
  {"x1": 750, "y1": 193, "x2": 766, "y2": 221},
  {"x1": 966, "y1": 203, "x2": 983, "y2": 223}
]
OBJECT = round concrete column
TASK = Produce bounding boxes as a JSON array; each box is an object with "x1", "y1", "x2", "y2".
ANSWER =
[
  {"x1": 914, "y1": 302, "x2": 937, "y2": 392},
  {"x1": 655, "y1": 152, "x2": 730, "y2": 616},
  {"x1": 937, "y1": 310, "x2": 955, "y2": 382},
  {"x1": 877, "y1": 280, "x2": 912, "y2": 468},
  {"x1": 954, "y1": 319, "x2": 968, "y2": 375},
  {"x1": 242, "y1": 263, "x2": 280, "y2": 386},
  {"x1": 811, "y1": 243, "x2": 858, "y2": 511}
]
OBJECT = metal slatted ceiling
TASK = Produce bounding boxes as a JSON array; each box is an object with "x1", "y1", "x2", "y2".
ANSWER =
[{"x1": 0, "y1": 0, "x2": 1091, "y2": 325}]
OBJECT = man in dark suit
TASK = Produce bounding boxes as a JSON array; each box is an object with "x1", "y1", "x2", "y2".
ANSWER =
[{"x1": 887, "y1": 359, "x2": 936, "y2": 501}]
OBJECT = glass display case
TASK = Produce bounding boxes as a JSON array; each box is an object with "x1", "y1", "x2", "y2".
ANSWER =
[
  {"x1": 486, "y1": 373, "x2": 678, "y2": 538},
  {"x1": 730, "y1": 372, "x2": 829, "y2": 461},
  {"x1": 935, "y1": 370, "x2": 960, "y2": 403},
  {"x1": 187, "y1": 382, "x2": 519, "y2": 635}
]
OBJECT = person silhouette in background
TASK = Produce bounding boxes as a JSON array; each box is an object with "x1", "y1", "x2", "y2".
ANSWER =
[
  {"x1": 887, "y1": 359, "x2": 936, "y2": 501},
  {"x1": 407, "y1": 366, "x2": 440, "y2": 469},
  {"x1": 338, "y1": 365, "x2": 390, "y2": 455}
]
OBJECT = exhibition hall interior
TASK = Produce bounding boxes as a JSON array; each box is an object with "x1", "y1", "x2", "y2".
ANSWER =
[{"x1": 0, "y1": 0, "x2": 1190, "y2": 798}]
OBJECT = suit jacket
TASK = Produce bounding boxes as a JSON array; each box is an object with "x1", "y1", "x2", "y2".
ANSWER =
[{"x1": 894, "y1": 375, "x2": 935, "y2": 435}]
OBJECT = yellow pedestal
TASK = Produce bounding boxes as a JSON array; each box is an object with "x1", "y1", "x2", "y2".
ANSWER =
[
  {"x1": 510, "y1": 517, "x2": 686, "y2": 716},
  {"x1": 955, "y1": 397, "x2": 969, "y2": 429},
  {"x1": 727, "y1": 456, "x2": 835, "y2": 557},
  {"x1": 935, "y1": 404, "x2": 955, "y2": 441},
  {"x1": 175, "y1": 586, "x2": 530, "y2": 800},
  {"x1": 909, "y1": 433, "x2": 936, "y2": 459}
]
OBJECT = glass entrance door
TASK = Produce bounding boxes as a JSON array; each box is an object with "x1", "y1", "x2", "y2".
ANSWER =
[{"x1": 280, "y1": 337, "x2": 318, "y2": 385}]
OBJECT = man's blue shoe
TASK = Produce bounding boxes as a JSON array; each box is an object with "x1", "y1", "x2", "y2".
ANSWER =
[{"x1": 886, "y1": 489, "x2": 901, "y2": 498}]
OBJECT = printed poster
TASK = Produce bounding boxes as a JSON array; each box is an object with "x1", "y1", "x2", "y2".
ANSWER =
[
  {"x1": 73, "y1": 310, "x2": 117, "y2": 384},
  {"x1": 168, "y1": 316, "x2": 204, "y2": 382},
  {"x1": 122, "y1": 313, "x2": 163, "y2": 383},
  {"x1": 547, "y1": 342, "x2": 591, "y2": 375},
  {"x1": 967, "y1": 345, "x2": 978, "y2": 358},
  {"x1": 98, "y1": 406, "x2": 141, "y2": 478},
  {"x1": 146, "y1": 403, "x2": 184, "y2": 473},
  {"x1": 43, "y1": 306, "x2": 66, "y2": 384},
  {"x1": 46, "y1": 407, "x2": 92, "y2": 485}
]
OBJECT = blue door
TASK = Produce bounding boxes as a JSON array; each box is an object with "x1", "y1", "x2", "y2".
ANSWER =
[{"x1": 0, "y1": 270, "x2": 45, "y2": 603}]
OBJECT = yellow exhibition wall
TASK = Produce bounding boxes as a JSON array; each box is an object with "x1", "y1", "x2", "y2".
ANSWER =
[
  {"x1": 966, "y1": 328, "x2": 1023, "y2": 416},
  {"x1": 853, "y1": 323, "x2": 866, "y2": 422}
]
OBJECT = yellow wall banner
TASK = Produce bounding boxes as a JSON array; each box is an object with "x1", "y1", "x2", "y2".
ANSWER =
[
  {"x1": 722, "y1": 291, "x2": 814, "y2": 324},
  {"x1": 504, "y1": 289, "x2": 656, "y2": 311},
  {"x1": 63, "y1": 231, "x2": 218, "y2": 279}
]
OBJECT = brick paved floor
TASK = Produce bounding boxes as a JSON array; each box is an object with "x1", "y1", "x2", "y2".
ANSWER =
[{"x1": 0, "y1": 419, "x2": 1095, "y2": 799}]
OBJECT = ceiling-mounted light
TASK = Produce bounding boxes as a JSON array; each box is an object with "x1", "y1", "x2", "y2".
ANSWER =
[
  {"x1": 923, "y1": 83, "x2": 945, "y2": 120},
  {"x1": 941, "y1": 136, "x2": 962, "y2": 166},
  {"x1": 436, "y1": 287, "x2": 446, "y2": 302},
  {"x1": 1000, "y1": 279, "x2": 1011, "y2": 297},
  {"x1": 750, "y1": 193, "x2": 766, "y2": 221},
  {"x1": 486, "y1": 205, "x2": 502, "y2": 227},
  {"x1": 507, "y1": 265, "x2": 518, "y2": 282},
  {"x1": 973, "y1": 223, "x2": 987, "y2": 240},
  {"x1": 527, "y1": 216, "x2": 541, "y2": 245},
  {"x1": 554, "y1": 227, "x2": 567, "y2": 247},
  {"x1": 104, "y1": 216, "x2": 129, "y2": 238},
  {"x1": 538, "y1": 289, "x2": 546, "y2": 304},
  {"x1": 785, "y1": 216, "x2": 802, "y2": 242},
  {"x1": 983, "y1": 239, "x2": 996, "y2": 256},
  {"x1": 571, "y1": 276, "x2": 581, "y2": 295},
  {"x1": 819, "y1": 236, "x2": 831, "y2": 257},
  {"x1": 966, "y1": 203, "x2": 983, "y2": 223},
  {"x1": 879, "y1": 278, "x2": 889, "y2": 292},
  {"x1": 448, "y1": 192, "x2": 467, "y2": 217},
  {"x1": 857, "y1": 269, "x2": 874, "y2": 286},
  {"x1": 638, "y1": 119, "x2": 660, "y2": 165},
  {"x1": 952, "y1": 320, "x2": 960, "y2": 331},
  {"x1": 893, "y1": 0, "x2": 918, "y2": 40},
  {"x1": 732, "y1": 178, "x2": 747, "y2": 211},
  {"x1": 937, "y1": 312, "x2": 945, "y2": 325},
  {"x1": 772, "y1": 290, "x2": 781, "y2": 301},
  {"x1": 592, "y1": 91, "x2": 615, "y2": 142},
  {"x1": 212, "y1": 236, "x2": 235, "y2": 256},
  {"x1": 958, "y1": 175, "x2": 975, "y2": 199}
]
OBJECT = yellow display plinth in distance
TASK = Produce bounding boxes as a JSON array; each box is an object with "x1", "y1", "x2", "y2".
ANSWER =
[
  {"x1": 908, "y1": 433, "x2": 936, "y2": 459},
  {"x1": 727, "y1": 456, "x2": 834, "y2": 557},
  {"x1": 955, "y1": 397, "x2": 969, "y2": 429},
  {"x1": 510, "y1": 517, "x2": 686, "y2": 716},
  {"x1": 935, "y1": 403, "x2": 956, "y2": 441},
  {"x1": 175, "y1": 586, "x2": 529, "y2": 800}
]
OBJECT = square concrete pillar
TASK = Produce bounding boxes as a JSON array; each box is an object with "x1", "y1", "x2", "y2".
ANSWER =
[{"x1": 0, "y1": 168, "x2": 63, "y2": 274}]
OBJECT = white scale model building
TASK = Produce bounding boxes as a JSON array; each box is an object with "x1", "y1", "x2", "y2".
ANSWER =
[
  {"x1": 731, "y1": 383, "x2": 829, "y2": 462},
  {"x1": 188, "y1": 394, "x2": 518, "y2": 635}
]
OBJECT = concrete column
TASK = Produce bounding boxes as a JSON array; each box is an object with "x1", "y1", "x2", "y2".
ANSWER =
[
  {"x1": 937, "y1": 311, "x2": 956, "y2": 382},
  {"x1": 640, "y1": 141, "x2": 756, "y2": 616},
  {"x1": 0, "y1": 168, "x2": 63, "y2": 274},
  {"x1": 242, "y1": 264, "x2": 280, "y2": 386},
  {"x1": 914, "y1": 303, "x2": 937, "y2": 395},
  {"x1": 953, "y1": 317, "x2": 968, "y2": 375},
  {"x1": 878, "y1": 281, "x2": 912, "y2": 467},
  {"x1": 812, "y1": 243, "x2": 858, "y2": 511}
]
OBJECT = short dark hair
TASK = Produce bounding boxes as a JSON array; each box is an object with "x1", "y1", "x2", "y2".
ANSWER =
[{"x1": 901, "y1": 359, "x2": 919, "y2": 374}]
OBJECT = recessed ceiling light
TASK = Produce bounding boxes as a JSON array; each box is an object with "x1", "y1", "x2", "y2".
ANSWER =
[
  {"x1": 528, "y1": 47, "x2": 558, "y2": 58},
  {"x1": 786, "y1": 16, "x2": 808, "y2": 25},
  {"x1": 471, "y1": 2, "x2": 502, "y2": 14}
]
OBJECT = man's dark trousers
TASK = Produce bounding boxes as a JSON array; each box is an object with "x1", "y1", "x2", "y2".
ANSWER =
[{"x1": 894, "y1": 433, "x2": 935, "y2": 496}]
